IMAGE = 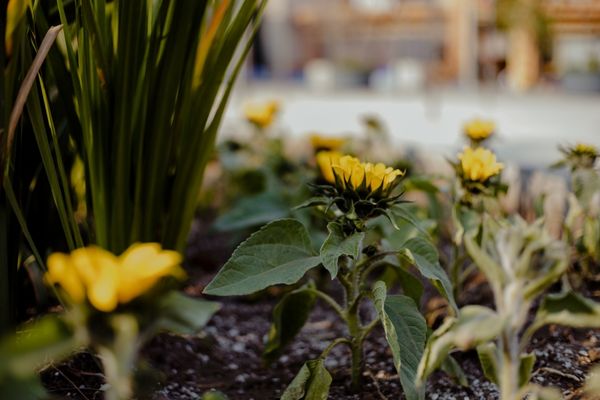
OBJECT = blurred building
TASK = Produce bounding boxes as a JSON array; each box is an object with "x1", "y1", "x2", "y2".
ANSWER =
[{"x1": 257, "y1": 0, "x2": 600, "y2": 92}]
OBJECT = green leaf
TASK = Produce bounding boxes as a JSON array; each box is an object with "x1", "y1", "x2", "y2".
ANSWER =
[
  {"x1": 476, "y1": 343, "x2": 498, "y2": 385},
  {"x1": 464, "y1": 232, "x2": 504, "y2": 292},
  {"x1": 395, "y1": 267, "x2": 424, "y2": 307},
  {"x1": 535, "y1": 291, "x2": 600, "y2": 328},
  {"x1": 519, "y1": 352, "x2": 536, "y2": 388},
  {"x1": 0, "y1": 375, "x2": 47, "y2": 400},
  {"x1": 451, "y1": 204, "x2": 481, "y2": 245},
  {"x1": 264, "y1": 282, "x2": 317, "y2": 363},
  {"x1": 373, "y1": 281, "x2": 426, "y2": 400},
  {"x1": 281, "y1": 359, "x2": 332, "y2": 400},
  {"x1": 0, "y1": 315, "x2": 79, "y2": 377},
  {"x1": 204, "y1": 219, "x2": 321, "y2": 296},
  {"x1": 440, "y1": 354, "x2": 469, "y2": 387},
  {"x1": 319, "y1": 222, "x2": 364, "y2": 279},
  {"x1": 156, "y1": 292, "x2": 220, "y2": 335},
  {"x1": 391, "y1": 206, "x2": 429, "y2": 237},
  {"x1": 400, "y1": 237, "x2": 457, "y2": 312},
  {"x1": 214, "y1": 192, "x2": 289, "y2": 232}
]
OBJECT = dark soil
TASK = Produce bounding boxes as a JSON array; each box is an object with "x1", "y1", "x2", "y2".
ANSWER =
[{"x1": 41, "y1": 290, "x2": 600, "y2": 400}]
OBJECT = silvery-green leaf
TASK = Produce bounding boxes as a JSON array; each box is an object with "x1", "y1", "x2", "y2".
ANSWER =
[
  {"x1": 319, "y1": 222, "x2": 364, "y2": 279},
  {"x1": 476, "y1": 343, "x2": 498, "y2": 385},
  {"x1": 585, "y1": 365, "x2": 600, "y2": 396},
  {"x1": 535, "y1": 291, "x2": 600, "y2": 328},
  {"x1": 519, "y1": 352, "x2": 536, "y2": 388},
  {"x1": 204, "y1": 219, "x2": 321, "y2": 296},
  {"x1": 373, "y1": 281, "x2": 426, "y2": 400},
  {"x1": 264, "y1": 282, "x2": 317, "y2": 363},
  {"x1": 281, "y1": 359, "x2": 331, "y2": 400},
  {"x1": 417, "y1": 306, "x2": 504, "y2": 386}
]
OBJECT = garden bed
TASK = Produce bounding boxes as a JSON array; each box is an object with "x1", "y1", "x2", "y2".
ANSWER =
[{"x1": 41, "y1": 276, "x2": 600, "y2": 400}]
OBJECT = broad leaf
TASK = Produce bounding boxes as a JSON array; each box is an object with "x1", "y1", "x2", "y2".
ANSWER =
[
  {"x1": 535, "y1": 291, "x2": 600, "y2": 328},
  {"x1": 395, "y1": 267, "x2": 424, "y2": 306},
  {"x1": 399, "y1": 237, "x2": 457, "y2": 312},
  {"x1": 281, "y1": 359, "x2": 332, "y2": 400},
  {"x1": 391, "y1": 206, "x2": 429, "y2": 237},
  {"x1": 204, "y1": 219, "x2": 321, "y2": 296},
  {"x1": 464, "y1": 232, "x2": 504, "y2": 292},
  {"x1": 156, "y1": 292, "x2": 220, "y2": 335},
  {"x1": 214, "y1": 192, "x2": 289, "y2": 232},
  {"x1": 319, "y1": 222, "x2": 364, "y2": 279},
  {"x1": 373, "y1": 281, "x2": 426, "y2": 400},
  {"x1": 264, "y1": 282, "x2": 317, "y2": 363}
]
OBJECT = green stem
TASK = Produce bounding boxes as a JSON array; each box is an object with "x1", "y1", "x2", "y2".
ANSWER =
[
  {"x1": 319, "y1": 337, "x2": 351, "y2": 359},
  {"x1": 347, "y1": 305, "x2": 363, "y2": 392},
  {"x1": 309, "y1": 288, "x2": 345, "y2": 319}
]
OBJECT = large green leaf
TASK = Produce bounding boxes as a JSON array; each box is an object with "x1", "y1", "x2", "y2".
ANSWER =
[
  {"x1": 264, "y1": 282, "x2": 317, "y2": 363},
  {"x1": 319, "y1": 222, "x2": 364, "y2": 279},
  {"x1": 214, "y1": 192, "x2": 289, "y2": 232},
  {"x1": 399, "y1": 237, "x2": 457, "y2": 312},
  {"x1": 0, "y1": 375, "x2": 47, "y2": 400},
  {"x1": 281, "y1": 359, "x2": 332, "y2": 400},
  {"x1": 373, "y1": 281, "x2": 426, "y2": 400},
  {"x1": 156, "y1": 292, "x2": 220, "y2": 335},
  {"x1": 519, "y1": 352, "x2": 536, "y2": 388},
  {"x1": 535, "y1": 291, "x2": 600, "y2": 328},
  {"x1": 204, "y1": 219, "x2": 321, "y2": 296}
]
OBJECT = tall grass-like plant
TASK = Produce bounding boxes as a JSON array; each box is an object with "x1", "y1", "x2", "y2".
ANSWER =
[{"x1": 51, "y1": 0, "x2": 267, "y2": 253}]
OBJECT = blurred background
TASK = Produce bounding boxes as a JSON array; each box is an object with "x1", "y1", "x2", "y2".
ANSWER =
[{"x1": 223, "y1": 0, "x2": 600, "y2": 167}]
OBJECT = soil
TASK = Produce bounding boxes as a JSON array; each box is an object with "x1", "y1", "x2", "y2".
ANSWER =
[{"x1": 41, "y1": 282, "x2": 600, "y2": 400}]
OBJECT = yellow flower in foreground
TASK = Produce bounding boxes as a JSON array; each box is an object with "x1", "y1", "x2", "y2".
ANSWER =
[
  {"x1": 309, "y1": 134, "x2": 346, "y2": 152},
  {"x1": 464, "y1": 119, "x2": 495, "y2": 141},
  {"x1": 458, "y1": 147, "x2": 503, "y2": 182},
  {"x1": 46, "y1": 243, "x2": 184, "y2": 312},
  {"x1": 316, "y1": 151, "x2": 404, "y2": 194},
  {"x1": 243, "y1": 100, "x2": 280, "y2": 129}
]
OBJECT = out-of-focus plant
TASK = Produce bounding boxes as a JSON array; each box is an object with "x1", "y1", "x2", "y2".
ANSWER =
[
  {"x1": 447, "y1": 146, "x2": 506, "y2": 298},
  {"x1": 243, "y1": 100, "x2": 280, "y2": 130},
  {"x1": 463, "y1": 118, "x2": 495, "y2": 148},
  {"x1": 554, "y1": 143, "x2": 600, "y2": 284},
  {"x1": 585, "y1": 365, "x2": 600, "y2": 397},
  {"x1": 4, "y1": 243, "x2": 219, "y2": 400},
  {"x1": 45, "y1": 0, "x2": 267, "y2": 255},
  {"x1": 204, "y1": 152, "x2": 457, "y2": 399},
  {"x1": 418, "y1": 216, "x2": 600, "y2": 400}
]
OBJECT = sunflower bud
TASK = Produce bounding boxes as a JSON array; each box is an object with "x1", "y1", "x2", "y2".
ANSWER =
[
  {"x1": 243, "y1": 100, "x2": 280, "y2": 129},
  {"x1": 463, "y1": 118, "x2": 495, "y2": 145}
]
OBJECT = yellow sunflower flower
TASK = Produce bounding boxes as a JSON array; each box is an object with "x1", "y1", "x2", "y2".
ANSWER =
[
  {"x1": 243, "y1": 100, "x2": 280, "y2": 129},
  {"x1": 458, "y1": 147, "x2": 504, "y2": 182},
  {"x1": 316, "y1": 151, "x2": 403, "y2": 194},
  {"x1": 573, "y1": 143, "x2": 598, "y2": 157},
  {"x1": 309, "y1": 134, "x2": 346, "y2": 152},
  {"x1": 46, "y1": 243, "x2": 184, "y2": 312},
  {"x1": 464, "y1": 119, "x2": 495, "y2": 142}
]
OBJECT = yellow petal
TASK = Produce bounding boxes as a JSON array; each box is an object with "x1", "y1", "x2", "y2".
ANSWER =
[
  {"x1": 46, "y1": 253, "x2": 85, "y2": 304},
  {"x1": 118, "y1": 243, "x2": 183, "y2": 303},
  {"x1": 87, "y1": 257, "x2": 119, "y2": 312}
]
